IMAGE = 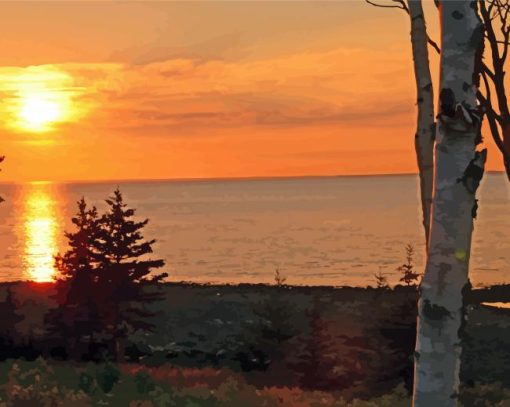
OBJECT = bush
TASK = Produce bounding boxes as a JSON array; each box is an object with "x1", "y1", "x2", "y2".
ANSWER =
[
  {"x1": 134, "y1": 371, "x2": 156, "y2": 394},
  {"x1": 95, "y1": 363, "x2": 120, "y2": 394},
  {"x1": 459, "y1": 382, "x2": 510, "y2": 407},
  {"x1": 0, "y1": 358, "x2": 90, "y2": 407}
]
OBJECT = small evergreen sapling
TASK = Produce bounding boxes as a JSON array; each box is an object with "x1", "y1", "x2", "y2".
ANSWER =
[
  {"x1": 374, "y1": 268, "x2": 389, "y2": 289},
  {"x1": 397, "y1": 243, "x2": 421, "y2": 287}
]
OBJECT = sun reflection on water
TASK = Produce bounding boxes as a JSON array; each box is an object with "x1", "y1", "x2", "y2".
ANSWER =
[{"x1": 22, "y1": 183, "x2": 60, "y2": 282}]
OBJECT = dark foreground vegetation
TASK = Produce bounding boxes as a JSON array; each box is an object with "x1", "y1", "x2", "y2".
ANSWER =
[{"x1": 0, "y1": 282, "x2": 510, "y2": 406}]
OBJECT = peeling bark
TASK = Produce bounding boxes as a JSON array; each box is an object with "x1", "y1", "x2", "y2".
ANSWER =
[
  {"x1": 409, "y1": 0, "x2": 435, "y2": 246},
  {"x1": 412, "y1": 1, "x2": 485, "y2": 406}
]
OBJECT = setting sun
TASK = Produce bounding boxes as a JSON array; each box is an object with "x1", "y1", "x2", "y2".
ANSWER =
[
  {"x1": 0, "y1": 66, "x2": 85, "y2": 135},
  {"x1": 18, "y1": 93, "x2": 63, "y2": 132}
]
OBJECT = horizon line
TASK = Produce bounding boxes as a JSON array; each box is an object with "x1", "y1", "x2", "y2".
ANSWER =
[{"x1": 0, "y1": 170, "x2": 506, "y2": 185}]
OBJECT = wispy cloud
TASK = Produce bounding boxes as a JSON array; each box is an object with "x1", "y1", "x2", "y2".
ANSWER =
[{"x1": 5, "y1": 46, "x2": 412, "y2": 135}]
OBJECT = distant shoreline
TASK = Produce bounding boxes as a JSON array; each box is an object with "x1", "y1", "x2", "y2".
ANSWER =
[{"x1": 0, "y1": 170, "x2": 506, "y2": 186}]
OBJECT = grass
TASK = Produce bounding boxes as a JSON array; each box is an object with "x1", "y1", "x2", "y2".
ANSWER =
[
  {"x1": 0, "y1": 359, "x2": 508, "y2": 406},
  {"x1": 0, "y1": 358, "x2": 411, "y2": 406}
]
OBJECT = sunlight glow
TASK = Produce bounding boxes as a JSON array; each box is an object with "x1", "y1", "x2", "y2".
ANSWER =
[
  {"x1": 22, "y1": 185, "x2": 59, "y2": 282},
  {"x1": 0, "y1": 66, "x2": 83, "y2": 133},
  {"x1": 18, "y1": 93, "x2": 63, "y2": 132}
]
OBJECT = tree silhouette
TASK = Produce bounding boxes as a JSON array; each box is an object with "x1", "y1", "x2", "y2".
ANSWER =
[
  {"x1": 397, "y1": 243, "x2": 420, "y2": 287},
  {"x1": 47, "y1": 198, "x2": 102, "y2": 359},
  {"x1": 291, "y1": 298, "x2": 356, "y2": 391},
  {"x1": 478, "y1": 0, "x2": 510, "y2": 180},
  {"x1": 374, "y1": 268, "x2": 389, "y2": 289},
  {"x1": 0, "y1": 288, "x2": 23, "y2": 349},
  {"x1": 94, "y1": 188, "x2": 167, "y2": 362}
]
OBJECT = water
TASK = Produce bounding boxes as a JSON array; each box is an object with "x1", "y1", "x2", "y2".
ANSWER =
[{"x1": 0, "y1": 174, "x2": 508, "y2": 286}]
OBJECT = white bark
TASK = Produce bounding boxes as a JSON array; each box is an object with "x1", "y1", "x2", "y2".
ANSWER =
[
  {"x1": 413, "y1": 1, "x2": 485, "y2": 406},
  {"x1": 408, "y1": 0, "x2": 435, "y2": 245}
]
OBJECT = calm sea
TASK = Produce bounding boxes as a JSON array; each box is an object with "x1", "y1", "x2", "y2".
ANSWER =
[{"x1": 0, "y1": 174, "x2": 508, "y2": 287}]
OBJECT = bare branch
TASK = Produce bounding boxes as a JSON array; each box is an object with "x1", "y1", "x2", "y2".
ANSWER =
[
  {"x1": 478, "y1": 70, "x2": 510, "y2": 164},
  {"x1": 393, "y1": 0, "x2": 410, "y2": 14},
  {"x1": 427, "y1": 35, "x2": 441, "y2": 54},
  {"x1": 365, "y1": 0, "x2": 409, "y2": 13},
  {"x1": 482, "y1": 62, "x2": 497, "y2": 81}
]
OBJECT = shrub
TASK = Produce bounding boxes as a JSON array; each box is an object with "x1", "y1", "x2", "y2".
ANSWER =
[
  {"x1": 0, "y1": 359, "x2": 90, "y2": 407},
  {"x1": 95, "y1": 362, "x2": 120, "y2": 394},
  {"x1": 459, "y1": 382, "x2": 510, "y2": 407}
]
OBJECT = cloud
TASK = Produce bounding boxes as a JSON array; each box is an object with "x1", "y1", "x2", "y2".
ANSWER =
[
  {"x1": 0, "y1": 44, "x2": 414, "y2": 137},
  {"x1": 56, "y1": 45, "x2": 414, "y2": 133}
]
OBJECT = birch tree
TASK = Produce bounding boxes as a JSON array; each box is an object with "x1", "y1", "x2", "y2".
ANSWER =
[
  {"x1": 408, "y1": 0, "x2": 435, "y2": 244},
  {"x1": 366, "y1": 1, "x2": 508, "y2": 404},
  {"x1": 413, "y1": 1, "x2": 486, "y2": 405},
  {"x1": 366, "y1": 0, "x2": 436, "y2": 243}
]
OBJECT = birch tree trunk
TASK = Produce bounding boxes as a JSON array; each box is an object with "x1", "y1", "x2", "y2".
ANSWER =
[
  {"x1": 408, "y1": 0, "x2": 435, "y2": 245},
  {"x1": 413, "y1": 1, "x2": 485, "y2": 406}
]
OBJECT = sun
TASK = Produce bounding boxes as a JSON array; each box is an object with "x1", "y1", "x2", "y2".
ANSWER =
[
  {"x1": 17, "y1": 93, "x2": 64, "y2": 132},
  {"x1": 1, "y1": 66, "x2": 89, "y2": 134}
]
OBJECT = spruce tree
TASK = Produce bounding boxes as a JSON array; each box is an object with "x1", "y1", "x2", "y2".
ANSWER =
[
  {"x1": 292, "y1": 298, "x2": 349, "y2": 391},
  {"x1": 0, "y1": 288, "x2": 23, "y2": 350},
  {"x1": 47, "y1": 198, "x2": 101, "y2": 359},
  {"x1": 374, "y1": 268, "x2": 389, "y2": 289},
  {"x1": 94, "y1": 188, "x2": 166, "y2": 362},
  {"x1": 397, "y1": 243, "x2": 420, "y2": 287}
]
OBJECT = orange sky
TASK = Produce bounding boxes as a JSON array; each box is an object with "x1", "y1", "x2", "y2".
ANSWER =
[{"x1": 0, "y1": 1, "x2": 505, "y2": 182}]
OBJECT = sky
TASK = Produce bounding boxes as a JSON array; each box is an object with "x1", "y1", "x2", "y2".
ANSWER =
[{"x1": 0, "y1": 0, "x2": 504, "y2": 182}]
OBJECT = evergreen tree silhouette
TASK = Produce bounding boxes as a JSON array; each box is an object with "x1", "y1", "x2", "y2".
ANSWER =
[
  {"x1": 46, "y1": 198, "x2": 102, "y2": 359},
  {"x1": 0, "y1": 287, "x2": 23, "y2": 355},
  {"x1": 374, "y1": 268, "x2": 389, "y2": 289},
  {"x1": 292, "y1": 298, "x2": 347, "y2": 391},
  {"x1": 397, "y1": 243, "x2": 420, "y2": 287},
  {"x1": 94, "y1": 188, "x2": 166, "y2": 362},
  {"x1": 239, "y1": 269, "x2": 296, "y2": 374}
]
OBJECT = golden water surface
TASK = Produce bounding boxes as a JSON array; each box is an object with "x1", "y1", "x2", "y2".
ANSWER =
[{"x1": 20, "y1": 182, "x2": 61, "y2": 282}]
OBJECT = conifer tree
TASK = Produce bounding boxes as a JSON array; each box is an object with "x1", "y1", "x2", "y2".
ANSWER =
[
  {"x1": 292, "y1": 298, "x2": 352, "y2": 391},
  {"x1": 94, "y1": 188, "x2": 166, "y2": 362},
  {"x1": 47, "y1": 198, "x2": 101, "y2": 359},
  {"x1": 397, "y1": 243, "x2": 420, "y2": 286},
  {"x1": 374, "y1": 268, "x2": 389, "y2": 289},
  {"x1": 0, "y1": 288, "x2": 23, "y2": 348},
  {"x1": 242, "y1": 269, "x2": 296, "y2": 373}
]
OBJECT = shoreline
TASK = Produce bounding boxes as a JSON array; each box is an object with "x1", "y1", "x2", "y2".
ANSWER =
[{"x1": 1, "y1": 280, "x2": 510, "y2": 304}]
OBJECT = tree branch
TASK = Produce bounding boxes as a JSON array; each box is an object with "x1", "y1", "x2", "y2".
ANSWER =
[
  {"x1": 427, "y1": 35, "x2": 441, "y2": 54},
  {"x1": 365, "y1": 0, "x2": 409, "y2": 13},
  {"x1": 478, "y1": 70, "x2": 510, "y2": 164}
]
